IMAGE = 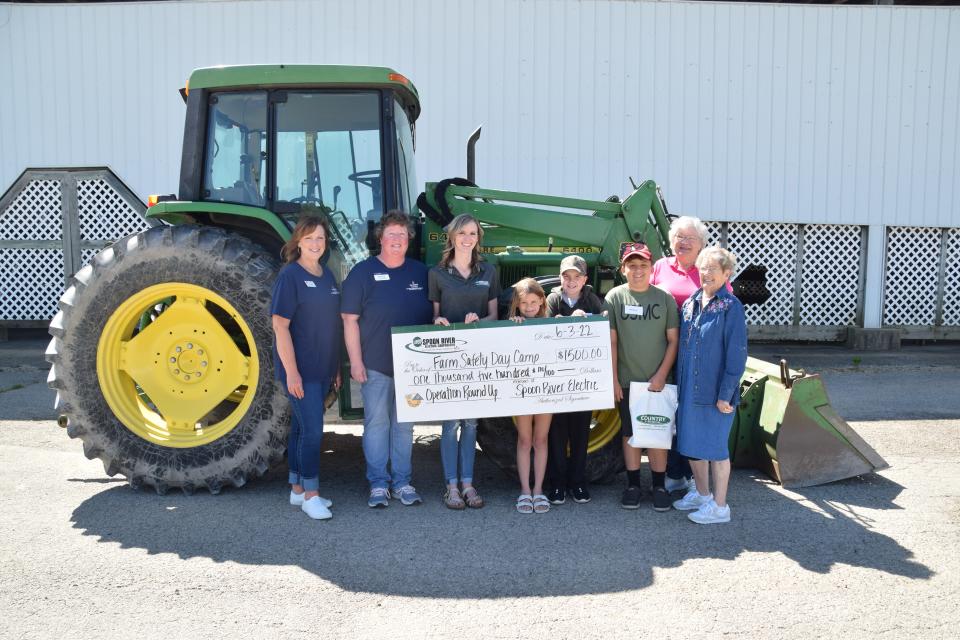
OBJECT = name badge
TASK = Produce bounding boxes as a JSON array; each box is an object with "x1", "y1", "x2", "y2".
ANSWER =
[
  {"x1": 624, "y1": 304, "x2": 643, "y2": 315},
  {"x1": 304, "y1": 281, "x2": 317, "y2": 288},
  {"x1": 374, "y1": 273, "x2": 390, "y2": 281},
  {"x1": 476, "y1": 280, "x2": 489, "y2": 286}
]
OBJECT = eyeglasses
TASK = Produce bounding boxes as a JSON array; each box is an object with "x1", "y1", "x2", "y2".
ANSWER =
[
  {"x1": 676, "y1": 235, "x2": 700, "y2": 244},
  {"x1": 383, "y1": 232, "x2": 408, "y2": 240}
]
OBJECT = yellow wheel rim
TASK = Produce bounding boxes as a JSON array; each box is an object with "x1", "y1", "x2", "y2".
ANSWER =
[
  {"x1": 587, "y1": 408, "x2": 622, "y2": 453},
  {"x1": 96, "y1": 283, "x2": 259, "y2": 447}
]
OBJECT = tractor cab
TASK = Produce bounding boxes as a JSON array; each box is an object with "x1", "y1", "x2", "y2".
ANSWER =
[{"x1": 172, "y1": 65, "x2": 421, "y2": 280}]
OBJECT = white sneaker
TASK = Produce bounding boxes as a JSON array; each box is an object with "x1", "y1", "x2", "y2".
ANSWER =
[
  {"x1": 665, "y1": 476, "x2": 690, "y2": 493},
  {"x1": 290, "y1": 490, "x2": 332, "y2": 508},
  {"x1": 673, "y1": 489, "x2": 713, "y2": 511},
  {"x1": 688, "y1": 499, "x2": 731, "y2": 524},
  {"x1": 301, "y1": 496, "x2": 333, "y2": 520}
]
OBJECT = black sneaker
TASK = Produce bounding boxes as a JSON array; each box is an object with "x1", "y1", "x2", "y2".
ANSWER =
[
  {"x1": 547, "y1": 487, "x2": 566, "y2": 505},
  {"x1": 620, "y1": 485, "x2": 642, "y2": 509},
  {"x1": 652, "y1": 486, "x2": 672, "y2": 512},
  {"x1": 570, "y1": 485, "x2": 591, "y2": 503}
]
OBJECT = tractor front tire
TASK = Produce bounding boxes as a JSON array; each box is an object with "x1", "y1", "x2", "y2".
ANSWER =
[{"x1": 46, "y1": 225, "x2": 288, "y2": 494}]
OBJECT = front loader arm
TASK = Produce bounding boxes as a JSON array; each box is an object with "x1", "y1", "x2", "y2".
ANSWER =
[{"x1": 422, "y1": 179, "x2": 671, "y2": 269}]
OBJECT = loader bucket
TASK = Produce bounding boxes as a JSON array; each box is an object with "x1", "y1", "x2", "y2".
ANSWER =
[{"x1": 729, "y1": 357, "x2": 888, "y2": 488}]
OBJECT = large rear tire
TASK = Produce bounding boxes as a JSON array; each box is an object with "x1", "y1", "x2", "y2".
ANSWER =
[{"x1": 46, "y1": 225, "x2": 288, "y2": 494}]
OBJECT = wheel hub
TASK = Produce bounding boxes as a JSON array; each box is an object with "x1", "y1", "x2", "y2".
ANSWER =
[{"x1": 167, "y1": 341, "x2": 208, "y2": 381}]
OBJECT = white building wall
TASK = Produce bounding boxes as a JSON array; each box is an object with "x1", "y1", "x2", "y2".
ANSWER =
[
  {"x1": 1, "y1": 0, "x2": 957, "y2": 226},
  {"x1": 1, "y1": 0, "x2": 958, "y2": 334}
]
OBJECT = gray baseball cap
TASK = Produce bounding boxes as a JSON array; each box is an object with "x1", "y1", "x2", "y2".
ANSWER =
[{"x1": 559, "y1": 255, "x2": 588, "y2": 276}]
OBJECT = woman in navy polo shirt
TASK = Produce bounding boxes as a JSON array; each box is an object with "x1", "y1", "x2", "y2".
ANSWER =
[
  {"x1": 341, "y1": 211, "x2": 433, "y2": 509},
  {"x1": 428, "y1": 214, "x2": 500, "y2": 509},
  {"x1": 271, "y1": 215, "x2": 342, "y2": 521}
]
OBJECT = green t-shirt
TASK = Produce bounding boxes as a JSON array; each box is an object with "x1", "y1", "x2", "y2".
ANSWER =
[{"x1": 603, "y1": 284, "x2": 679, "y2": 386}]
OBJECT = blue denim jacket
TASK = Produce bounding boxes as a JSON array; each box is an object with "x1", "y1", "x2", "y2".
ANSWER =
[{"x1": 678, "y1": 287, "x2": 748, "y2": 406}]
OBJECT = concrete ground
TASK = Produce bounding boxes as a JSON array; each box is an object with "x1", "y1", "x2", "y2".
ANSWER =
[{"x1": 1, "y1": 332, "x2": 958, "y2": 639}]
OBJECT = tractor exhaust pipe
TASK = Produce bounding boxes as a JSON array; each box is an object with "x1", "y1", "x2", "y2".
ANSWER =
[{"x1": 467, "y1": 126, "x2": 482, "y2": 183}]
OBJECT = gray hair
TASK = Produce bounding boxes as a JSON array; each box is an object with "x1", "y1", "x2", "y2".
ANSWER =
[
  {"x1": 696, "y1": 246, "x2": 737, "y2": 275},
  {"x1": 668, "y1": 216, "x2": 709, "y2": 247}
]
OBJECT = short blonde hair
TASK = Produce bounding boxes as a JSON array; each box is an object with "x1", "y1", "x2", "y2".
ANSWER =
[{"x1": 696, "y1": 246, "x2": 737, "y2": 274}]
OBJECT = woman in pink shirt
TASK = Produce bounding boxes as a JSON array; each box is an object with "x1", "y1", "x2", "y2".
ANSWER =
[{"x1": 650, "y1": 216, "x2": 727, "y2": 494}]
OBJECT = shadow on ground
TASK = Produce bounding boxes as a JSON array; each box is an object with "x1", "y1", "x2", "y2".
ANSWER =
[{"x1": 68, "y1": 431, "x2": 932, "y2": 598}]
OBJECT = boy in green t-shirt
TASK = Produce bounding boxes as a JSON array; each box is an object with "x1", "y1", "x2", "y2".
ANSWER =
[{"x1": 603, "y1": 242, "x2": 679, "y2": 512}]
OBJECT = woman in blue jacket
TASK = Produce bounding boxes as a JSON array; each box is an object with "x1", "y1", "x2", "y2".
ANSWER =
[{"x1": 672, "y1": 247, "x2": 748, "y2": 524}]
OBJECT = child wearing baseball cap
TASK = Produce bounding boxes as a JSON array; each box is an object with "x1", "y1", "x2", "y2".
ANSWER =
[
  {"x1": 544, "y1": 255, "x2": 605, "y2": 505},
  {"x1": 603, "y1": 242, "x2": 679, "y2": 513}
]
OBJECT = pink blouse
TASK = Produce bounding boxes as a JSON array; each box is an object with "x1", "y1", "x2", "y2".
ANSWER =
[{"x1": 650, "y1": 256, "x2": 732, "y2": 309}]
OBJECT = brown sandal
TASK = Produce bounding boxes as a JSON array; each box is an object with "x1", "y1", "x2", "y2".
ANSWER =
[
  {"x1": 443, "y1": 486, "x2": 466, "y2": 510},
  {"x1": 462, "y1": 486, "x2": 484, "y2": 509}
]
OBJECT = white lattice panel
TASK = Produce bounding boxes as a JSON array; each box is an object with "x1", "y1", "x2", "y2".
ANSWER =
[
  {"x1": 942, "y1": 229, "x2": 960, "y2": 327},
  {"x1": 0, "y1": 179, "x2": 62, "y2": 240},
  {"x1": 0, "y1": 248, "x2": 64, "y2": 320},
  {"x1": 77, "y1": 178, "x2": 149, "y2": 240},
  {"x1": 799, "y1": 225, "x2": 862, "y2": 326},
  {"x1": 703, "y1": 221, "x2": 723, "y2": 248},
  {"x1": 726, "y1": 222, "x2": 797, "y2": 325},
  {"x1": 883, "y1": 226, "x2": 940, "y2": 326}
]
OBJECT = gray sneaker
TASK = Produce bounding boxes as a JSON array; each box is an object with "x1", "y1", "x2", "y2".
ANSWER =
[
  {"x1": 391, "y1": 485, "x2": 423, "y2": 506},
  {"x1": 688, "y1": 499, "x2": 731, "y2": 524},
  {"x1": 673, "y1": 488, "x2": 713, "y2": 511},
  {"x1": 367, "y1": 487, "x2": 390, "y2": 508}
]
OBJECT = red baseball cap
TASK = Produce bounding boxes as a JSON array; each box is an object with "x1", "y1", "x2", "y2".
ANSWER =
[{"x1": 619, "y1": 242, "x2": 652, "y2": 264}]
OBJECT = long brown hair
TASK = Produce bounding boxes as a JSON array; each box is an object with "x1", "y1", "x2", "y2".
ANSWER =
[
  {"x1": 281, "y1": 215, "x2": 331, "y2": 264},
  {"x1": 508, "y1": 278, "x2": 547, "y2": 318},
  {"x1": 439, "y1": 214, "x2": 484, "y2": 270}
]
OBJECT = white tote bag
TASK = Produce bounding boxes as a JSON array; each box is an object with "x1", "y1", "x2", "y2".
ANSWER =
[{"x1": 627, "y1": 382, "x2": 678, "y2": 449}]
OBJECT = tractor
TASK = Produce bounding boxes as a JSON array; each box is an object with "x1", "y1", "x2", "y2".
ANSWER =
[{"x1": 46, "y1": 65, "x2": 886, "y2": 494}]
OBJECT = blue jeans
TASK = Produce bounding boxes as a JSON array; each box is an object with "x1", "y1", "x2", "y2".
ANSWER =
[
  {"x1": 440, "y1": 419, "x2": 477, "y2": 484},
  {"x1": 361, "y1": 369, "x2": 414, "y2": 489},
  {"x1": 287, "y1": 380, "x2": 330, "y2": 492}
]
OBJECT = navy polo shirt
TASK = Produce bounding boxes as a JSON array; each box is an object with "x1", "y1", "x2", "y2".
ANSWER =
[
  {"x1": 270, "y1": 262, "x2": 342, "y2": 383},
  {"x1": 341, "y1": 256, "x2": 433, "y2": 377}
]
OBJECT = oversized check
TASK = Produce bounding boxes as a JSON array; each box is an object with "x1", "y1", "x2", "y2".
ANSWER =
[{"x1": 391, "y1": 316, "x2": 615, "y2": 422}]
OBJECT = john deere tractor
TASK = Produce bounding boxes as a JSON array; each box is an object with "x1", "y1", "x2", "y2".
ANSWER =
[{"x1": 46, "y1": 65, "x2": 886, "y2": 494}]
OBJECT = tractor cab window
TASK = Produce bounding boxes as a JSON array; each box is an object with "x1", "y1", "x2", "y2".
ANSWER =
[
  {"x1": 394, "y1": 99, "x2": 418, "y2": 214},
  {"x1": 274, "y1": 92, "x2": 383, "y2": 273},
  {"x1": 202, "y1": 92, "x2": 268, "y2": 206}
]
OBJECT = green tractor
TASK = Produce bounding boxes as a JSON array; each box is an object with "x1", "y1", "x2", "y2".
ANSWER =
[{"x1": 46, "y1": 65, "x2": 886, "y2": 494}]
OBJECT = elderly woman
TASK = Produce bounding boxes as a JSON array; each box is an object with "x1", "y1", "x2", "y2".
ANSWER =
[
  {"x1": 672, "y1": 247, "x2": 748, "y2": 524},
  {"x1": 341, "y1": 210, "x2": 433, "y2": 508},
  {"x1": 650, "y1": 216, "x2": 728, "y2": 493},
  {"x1": 429, "y1": 213, "x2": 499, "y2": 509}
]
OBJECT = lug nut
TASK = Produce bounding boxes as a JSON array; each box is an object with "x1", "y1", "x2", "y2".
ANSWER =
[
  {"x1": 201, "y1": 361, "x2": 207, "y2": 367},
  {"x1": 184, "y1": 374, "x2": 190, "y2": 380},
  {"x1": 169, "y1": 357, "x2": 176, "y2": 363},
  {"x1": 197, "y1": 349, "x2": 204, "y2": 355},
  {"x1": 187, "y1": 343, "x2": 193, "y2": 349},
  {"x1": 174, "y1": 369, "x2": 180, "y2": 375},
  {"x1": 175, "y1": 346, "x2": 182, "y2": 353},
  {"x1": 195, "y1": 372, "x2": 202, "y2": 378}
]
